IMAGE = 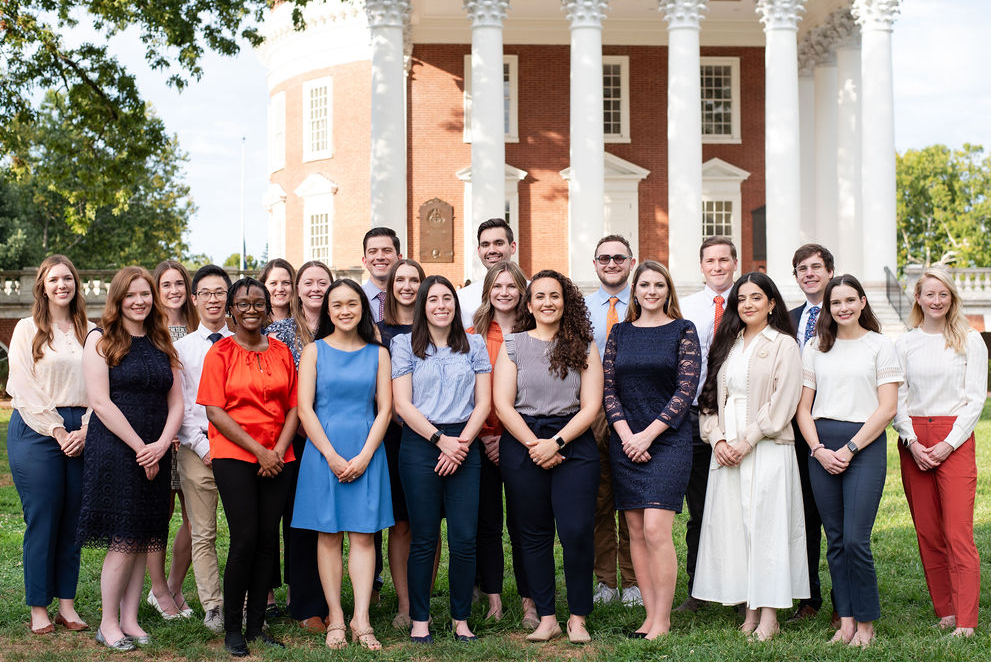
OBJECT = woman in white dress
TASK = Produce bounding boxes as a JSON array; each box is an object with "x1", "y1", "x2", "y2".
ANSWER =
[{"x1": 693, "y1": 272, "x2": 808, "y2": 641}]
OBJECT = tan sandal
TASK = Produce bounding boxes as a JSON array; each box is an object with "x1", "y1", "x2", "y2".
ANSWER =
[
  {"x1": 351, "y1": 625, "x2": 382, "y2": 651},
  {"x1": 325, "y1": 622, "x2": 347, "y2": 650}
]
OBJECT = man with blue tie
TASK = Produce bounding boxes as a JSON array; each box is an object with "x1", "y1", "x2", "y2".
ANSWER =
[
  {"x1": 786, "y1": 243, "x2": 835, "y2": 624},
  {"x1": 361, "y1": 227, "x2": 403, "y2": 323}
]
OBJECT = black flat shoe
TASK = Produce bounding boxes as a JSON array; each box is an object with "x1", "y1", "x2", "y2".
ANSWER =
[
  {"x1": 627, "y1": 631, "x2": 647, "y2": 639},
  {"x1": 447, "y1": 620, "x2": 478, "y2": 642},
  {"x1": 410, "y1": 633, "x2": 434, "y2": 644},
  {"x1": 247, "y1": 631, "x2": 285, "y2": 648},
  {"x1": 264, "y1": 603, "x2": 283, "y2": 619},
  {"x1": 224, "y1": 632, "x2": 249, "y2": 657}
]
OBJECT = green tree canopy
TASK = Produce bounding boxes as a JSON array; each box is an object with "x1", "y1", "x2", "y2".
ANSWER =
[
  {"x1": 223, "y1": 253, "x2": 260, "y2": 271},
  {"x1": 897, "y1": 144, "x2": 991, "y2": 270}
]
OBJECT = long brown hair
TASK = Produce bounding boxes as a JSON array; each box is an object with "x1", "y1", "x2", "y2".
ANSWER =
[
  {"x1": 472, "y1": 261, "x2": 528, "y2": 333},
  {"x1": 31, "y1": 255, "x2": 89, "y2": 362},
  {"x1": 908, "y1": 268, "x2": 971, "y2": 353},
  {"x1": 383, "y1": 259, "x2": 426, "y2": 326},
  {"x1": 152, "y1": 260, "x2": 199, "y2": 331},
  {"x1": 290, "y1": 261, "x2": 334, "y2": 350},
  {"x1": 259, "y1": 258, "x2": 296, "y2": 322},
  {"x1": 625, "y1": 260, "x2": 683, "y2": 322},
  {"x1": 815, "y1": 274, "x2": 881, "y2": 353},
  {"x1": 99, "y1": 266, "x2": 179, "y2": 368},
  {"x1": 519, "y1": 270, "x2": 594, "y2": 379},
  {"x1": 411, "y1": 275, "x2": 470, "y2": 358}
]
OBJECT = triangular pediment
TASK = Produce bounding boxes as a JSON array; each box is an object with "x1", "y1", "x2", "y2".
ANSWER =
[
  {"x1": 560, "y1": 151, "x2": 650, "y2": 181},
  {"x1": 294, "y1": 173, "x2": 338, "y2": 197},
  {"x1": 701, "y1": 157, "x2": 751, "y2": 182},
  {"x1": 456, "y1": 163, "x2": 528, "y2": 182}
]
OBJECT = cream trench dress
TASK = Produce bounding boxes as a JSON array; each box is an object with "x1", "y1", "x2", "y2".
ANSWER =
[{"x1": 692, "y1": 331, "x2": 809, "y2": 608}]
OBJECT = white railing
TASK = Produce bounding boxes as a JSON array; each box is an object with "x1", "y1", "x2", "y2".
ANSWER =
[{"x1": 903, "y1": 265, "x2": 991, "y2": 301}]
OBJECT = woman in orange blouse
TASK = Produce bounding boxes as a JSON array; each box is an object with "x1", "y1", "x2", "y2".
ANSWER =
[
  {"x1": 197, "y1": 277, "x2": 298, "y2": 657},
  {"x1": 468, "y1": 261, "x2": 535, "y2": 626}
]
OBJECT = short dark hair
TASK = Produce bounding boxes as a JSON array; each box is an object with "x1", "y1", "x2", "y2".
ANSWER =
[
  {"x1": 226, "y1": 277, "x2": 271, "y2": 318},
  {"x1": 594, "y1": 234, "x2": 632, "y2": 256},
  {"x1": 699, "y1": 235, "x2": 737, "y2": 261},
  {"x1": 363, "y1": 227, "x2": 400, "y2": 254},
  {"x1": 477, "y1": 218, "x2": 514, "y2": 245},
  {"x1": 192, "y1": 264, "x2": 232, "y2": 293},
  {"x1": 791, "y1": 243, "x2": 835, "y2": 274}
]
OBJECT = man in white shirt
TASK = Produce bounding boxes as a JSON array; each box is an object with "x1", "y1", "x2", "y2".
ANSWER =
[
  {"x1": 457, "y1": 218, "x2": 517, "y2": 328},
  {"x1": 174, "y1": 265, "x2": 233, "y2": 634},
  {"x1": 675, "y1": 236, "x2": 737, "y2": 612},
  {"x1": 584, "y1": 235, "x2": 641, "y2": 606},
  {"x1": 786, "y1": 243, "x2": 835, "y2": 624},
  {"x1": 361, "y1": 227, "x2": 403, "y2": 323}
]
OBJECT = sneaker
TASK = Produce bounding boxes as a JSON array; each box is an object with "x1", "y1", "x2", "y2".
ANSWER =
[
  {"x1": 621, "y1": 586, "x2": 643, "y2": 607},
  {"x1": 203, "y1": 606, "x2": 224, "y2": 634},
  {"x1": 592, "y1": 582, "x2": 619, "y2": 605}
]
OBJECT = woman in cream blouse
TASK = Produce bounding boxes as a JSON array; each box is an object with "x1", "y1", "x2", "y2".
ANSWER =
[
  {"x1": 894, "y1": 269, "x2": 986, "y2": 638},
  {"x1": 7, "y1": 255, "x2": 95, "y2": 634},
  {"x1": 693, "y1": 272, "x2": 807, "y2": 642}
]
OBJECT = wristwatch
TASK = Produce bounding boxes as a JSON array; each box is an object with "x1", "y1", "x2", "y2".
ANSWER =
[
  {"x1": 555, "y1": 436, "x2": 566, "y2": 449},
  {"x1": 846, "y1": 441, "x2": 860, "y2": 455},
  {"x1": 429, "y1": 430, "x2": 442, "y2": 446}
]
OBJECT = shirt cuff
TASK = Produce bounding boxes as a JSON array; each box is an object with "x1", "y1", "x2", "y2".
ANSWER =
[{"x1": 944, "y1": 425, "x2": 969, "y2": 450}]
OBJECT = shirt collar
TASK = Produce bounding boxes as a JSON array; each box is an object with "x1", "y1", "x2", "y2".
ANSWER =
[
  {"x1": 702, "y1": 284, "x2": 733, "y2": 300},
  {"x1": 595, "y1": 284, "x2": 630, "y2": 306},
  {"x1": 735, "y1": 325, "x2": 780, "y2": 342},
  {"x1": 195, "y1": 322, "x2": 233, "y2": 340}
]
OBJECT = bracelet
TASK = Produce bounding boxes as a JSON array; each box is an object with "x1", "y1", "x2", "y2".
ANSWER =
[
  {"x1": 809, "y1": 443, "x2": 825, "y2": 458},
  {"x1": 901, "y1": 437, "x2": 917, "y2": 449}
]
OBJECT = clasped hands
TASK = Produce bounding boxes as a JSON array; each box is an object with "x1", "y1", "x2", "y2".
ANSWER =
[
  {"x1": 435, "y1": 434, "x2": 472, "y2": 476},
  {"x1": 325, "y1": 449, "x2": 372, "y2": 483},
  {"x1": 135, "y1": 437, "x2": 175, "y2": 481},
  {"x1": 619, "y1": 429, "x2": 656, "y2": 464},
  {"x1": 524, "y1": 437, "x2": 564, "y2": 469},
  {"x1": 909, "y1": 440, "x2": 953, "y2": 471},
  {"x1": 713, "y1": 439, "x2": 752, "y2": 468},
  {"x1": 53, "y1": 425, "x2": 87, "y2": 458}
]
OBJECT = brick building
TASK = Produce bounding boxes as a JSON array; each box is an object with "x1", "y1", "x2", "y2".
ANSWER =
[{"x1": 256, "y1": 0, "x2": 901, "y2": 291}]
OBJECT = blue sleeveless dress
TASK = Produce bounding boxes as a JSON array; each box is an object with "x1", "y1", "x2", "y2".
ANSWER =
[{"x1": 292, "y1": 341, "x2": 394, "y2": 533}]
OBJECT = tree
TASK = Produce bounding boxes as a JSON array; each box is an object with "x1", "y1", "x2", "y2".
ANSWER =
[
  {"x1": 223, "y1": 253, "x2": 261, "y2": 271},
  {"x1": 0, "y1": 91, "x2": 194, "y2": 269},
  {"x1": 897, "y1": 144, "x2": 991, "y2": 270}
]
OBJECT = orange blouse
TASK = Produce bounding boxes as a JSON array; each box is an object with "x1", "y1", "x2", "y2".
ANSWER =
[
  {"x1": 468, "y1": 322, "x2": 505, "y2": 439},
  {"x1": 197, "y1": 336, "x2": 298, "y2": 464}
]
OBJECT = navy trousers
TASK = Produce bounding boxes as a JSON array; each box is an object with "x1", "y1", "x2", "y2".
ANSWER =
[
  {"x1": 500, "y1": 414, "x2": 599, "y2": 617},
  {"x1": 7, "y1": 407, "x2": 86, "y2": 607},
  {"x1": 809, "y1": 419, "x2": 886, "y2": 622}
]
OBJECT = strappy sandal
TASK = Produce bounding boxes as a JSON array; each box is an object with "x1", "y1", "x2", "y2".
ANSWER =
[
  {"x1": 325, "y1": 622, "x2": 347, "y2": 650},
  {"x1": 350, "y1": 625, "x2": 382, "y2": 651}
]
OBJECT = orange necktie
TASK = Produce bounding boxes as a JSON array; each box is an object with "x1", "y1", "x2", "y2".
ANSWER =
[
  {"x1": 606, "y1": 296, "x2": 619, "y2": 338},
  {"x1": 713, "y1": 295, "x2": 725, "y2": 332}
]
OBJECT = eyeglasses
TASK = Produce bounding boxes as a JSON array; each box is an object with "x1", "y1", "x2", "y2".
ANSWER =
[
  {"x1": 595, "y1": 254, "x2": 631, "y2": 265},
  {"x1": 195, "y1": 290, "x2": 228, "y2": 300},
  {"x1": 232, "y1": 301, "x2": 267, "y2": 312}
]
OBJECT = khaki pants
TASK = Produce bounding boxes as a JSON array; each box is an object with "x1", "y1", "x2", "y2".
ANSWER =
[
  {"x1": 177, "y1": 445, "x2": 223, "y2": 610},
  {"x1": 591, "y1": 408, "x2": 636, "y2": 589}
]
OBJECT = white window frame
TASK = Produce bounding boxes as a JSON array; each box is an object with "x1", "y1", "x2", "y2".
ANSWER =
[
  {"x1": 268, "y1": 92, "x2": 286, "y2": 173},
  {"x1": 294, "y1": 174, "x2": 338, "y2": 264},
  {"x1": 262, "y1": 184, "x2": 287, "y2": 259},
  {"x1": 701, "y1": 158, "x2": 751, "y2": 253},
  {"x1": 302, "y1": 76, "x2": 333, "y2": 162},
  {"x1": 700, "y1": 56, "x2": 741, "y2": 144},
  {"x1": 602, "y1": 55, "x2": 630, "y2": 144},
  {"x1": 456, "y1": 163, "x2": 527, "y2": 283},
  {"x1": 463, "y1": 54, "x2": 519, "y2": 144}
]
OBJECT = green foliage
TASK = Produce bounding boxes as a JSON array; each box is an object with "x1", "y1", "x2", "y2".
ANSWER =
[
  {"x1": 897, "y1": 144, "x2": 991, "y2": 270},
  {"x1": 0, "y1": 90, "x2": 194, "y2": 269},
  {"x1": 223, "y1": 253, "x2": 261, "y2": 270}
]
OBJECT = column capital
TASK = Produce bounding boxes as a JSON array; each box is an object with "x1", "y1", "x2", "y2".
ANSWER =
[
  {"x1": 463, "y1": 0, "x2": 511, "y2": 28},
  {"x1": 658, "y1": 0, "x2": 708, "y2": 30},
  {"x1": 561, "y1": 0, "x2": 609, "y2": 29},
  {"x1": 807, "y1": 24, "x2": 837, "y2": 65},
  {"x1": 365, "y1": 0, "x2": 411, "y2": 29},
  {"x1": 828, "y1": 8, "x2": 860, "y2": 50},
  {"x1": 755, "y1": 0, "x2": 806, "y2": 31},
  {"x1": 797, "y1": 35, "x2": 816, "y2": 76},
  {"x1": 852, "y1": 0, "x2": 901, "y2": 32}
]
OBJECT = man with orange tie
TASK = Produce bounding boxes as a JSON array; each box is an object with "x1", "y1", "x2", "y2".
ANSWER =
[
  {"x1": 585, "y1": 235, "x2": 640, "y2": 607},
  {"x1": 675, "y1": 235, "x2": 738, "y2": 612}
]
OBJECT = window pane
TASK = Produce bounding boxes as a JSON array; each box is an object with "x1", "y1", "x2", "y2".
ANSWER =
[
  {"x1": 603, "y1": 63, "x2": 623, "y2": 136},
  {"x1": 310, "y1": 213, "x2": 330, "y2": 262},
  {"x1": 701, "y1": 200, "x2": 733, "y2": 239},
  {"x1": 309, "y1": 85, "x2": 328, "y2": 153},
  {"x1": 700, "y1": 65, "x2": 732, "y2": 136}
]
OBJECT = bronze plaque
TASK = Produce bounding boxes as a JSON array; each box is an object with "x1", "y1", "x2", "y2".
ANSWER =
[{"x1": 419, "y1": 198, "x2": 454, "y2": 263}]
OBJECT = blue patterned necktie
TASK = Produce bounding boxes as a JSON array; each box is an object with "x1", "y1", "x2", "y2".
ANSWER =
[
  {"x1": 804, "y1": 306, "x2": 820, "y2": 344},
  {"x1": 208, "y1": 332, "x2": 223, "y2": 344}
]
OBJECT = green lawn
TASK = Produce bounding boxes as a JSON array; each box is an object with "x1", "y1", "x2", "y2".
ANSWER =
[{"x1": 1, "y1": 405, "x2": 989, "y2": 660}]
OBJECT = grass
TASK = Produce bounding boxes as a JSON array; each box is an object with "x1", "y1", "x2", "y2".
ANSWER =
[{"x1": 1, "y1": 405, "x2": 990, "y2": 661}]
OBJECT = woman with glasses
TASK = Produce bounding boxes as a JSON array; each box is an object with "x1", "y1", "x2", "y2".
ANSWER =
[{"x1": 198, "y1": 278, "x2": 299, "y2": 657}]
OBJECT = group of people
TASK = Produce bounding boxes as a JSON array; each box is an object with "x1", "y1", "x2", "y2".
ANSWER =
[{"x1": 5, "y1": 218, "x2": 985, "y2": 656}]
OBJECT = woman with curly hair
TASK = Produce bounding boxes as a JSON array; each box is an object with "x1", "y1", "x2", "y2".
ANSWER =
[
  {"x1": 602, "y1": 261, "x2": 701, "y2": 639},
  {"x1": 493, "y1": 270, "x2": 603, "y2": 644}
]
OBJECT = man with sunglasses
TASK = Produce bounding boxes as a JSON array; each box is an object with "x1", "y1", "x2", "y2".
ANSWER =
[{"x1": 585, "y1": 235, "x2": 641, "y2": 607}]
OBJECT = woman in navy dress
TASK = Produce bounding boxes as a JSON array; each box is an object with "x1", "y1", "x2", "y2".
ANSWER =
[
  {"x1": 295, "y1": 279, "x2": 394, "y2": 650},
  {"x1": 78, "y1": 266, "x2": 184, "y2": 651},
  {"x1": 603, "y1": 260, "x2": 700, "y2": 639}
]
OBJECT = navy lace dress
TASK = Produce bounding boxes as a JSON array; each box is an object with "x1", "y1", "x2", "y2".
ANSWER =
[
  {"x1": 77, "y1": 334, "x2": 173, "y2": 552},
  {"x1": 603, "y1": 319, "x2": 701, "y2": 512}
]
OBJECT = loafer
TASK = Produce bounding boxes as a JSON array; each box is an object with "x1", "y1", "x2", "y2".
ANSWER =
[
  {"x1": 55, "y1": 613, "x2": 89, "y2": 631},
  {"x1": 410, "y1": 633, "x2": 434, "y2": 644},
  {"x1": 525, "y1": 623, "x2": 563, "y2": 642},
  {"x1": 786, "y1": 604, "x2": 819, "y2": 624},
  {"x1": 447, "y1": 621, "x2": 478, "y2": 642},
  {"x1": 674, "y1": 596, "x2": 706, "y2": 613},
  {"x1": 124, "y1": 633, "x2": 151, "y2": 645},
  {"x1": 299, "y1": 616, "x2": 327, "y2": 633},
  {"x1": 247, "y1": 631, "x2": 285, "y2": 648},
  {"x1": 96, "y1": 628, "x2": 137, "y2": 651},
  {"x1": 224, "y1": 632, "x2": 249, "y2": 657},
  {"x1": 566, "y1": 620, "x2": 591, "y2": 645},
  {"x1": 30, "y1": 623, "x2": 55, "y2": 635},
  {"x1": 264, "y1": 603, "x2": 283, "y2": 620}
]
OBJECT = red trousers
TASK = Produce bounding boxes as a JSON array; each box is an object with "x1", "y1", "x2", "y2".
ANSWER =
[{"x1": 899, "y1": 416, "x2": 980, "y2": 628}]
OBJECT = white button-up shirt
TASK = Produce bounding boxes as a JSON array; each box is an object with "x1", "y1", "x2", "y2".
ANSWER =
[
  {"x1": 175, "y1": 322, "x2": 234, "y2": 458},
  {"x1": 679, "y1": 284, "x2": 731, "y2": 403}
]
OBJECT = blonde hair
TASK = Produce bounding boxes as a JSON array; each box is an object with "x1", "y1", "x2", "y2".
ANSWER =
[
  {"x1": 625, "y1": 261, "x2": 683, "y2": 322},
  {"x1": 908, "y1": 268, "x2": 971, "y2": 353}
]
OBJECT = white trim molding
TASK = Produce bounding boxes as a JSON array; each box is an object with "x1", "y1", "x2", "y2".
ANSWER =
[
  {"x1": 464, "y1": 54, "x2": 519, "y2": 143},
  {"x1": 701, "y1": 157, "x2": 751, "y2": 254},
  {"x1": 294, "y1": 174, "x2": 338, "y2": 264},
  {"x1": 457, "y1": 163, "x2": 528, "y2": 283},
  {"x1": 602, "y1": 55, "x2": 631, "y2": 143},
  {"x1": 262, "y1": 183, "x2": 288, "y2": 260},
  {"x1": 700, "y1": 55, "x2": 741, "y2": 144},
  {"x1": 268, "y1": 91, "x2": 286, "y2": 173},
  {"x1": 301, "y1": 76, "x2": 333, "y2": 163}
]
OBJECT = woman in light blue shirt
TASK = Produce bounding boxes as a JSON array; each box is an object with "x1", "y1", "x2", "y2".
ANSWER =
[{"x1": 391, "y1": 275, "x2": 492, "y2": 644}]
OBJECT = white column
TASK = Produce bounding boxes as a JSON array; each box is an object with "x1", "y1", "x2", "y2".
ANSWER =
[
  {"x1": 756, "y1": 0, "x2": 806, "y2": 286},
  {"x1": 798, "y1": 38, "x2": 816, "y2": 245},
  {"x1": 854, "y1": 0, "x2": 901, "y2": 283},
  {"x1": 562, "y1": 0, "x2": 609, "y2": 284},
  {"x1": 834, "y1": 10, "x2": 862, "y2": 276},
  {"x1": 464, "y1": 0, "x2": 510, "y2": 278},
  {"x1": 366, "y1": 0, "x2": 411, "y2": 248},
  {"x1": 811, "y1": 25, "x2": 838, "y2": 254},
  {"x1": 660, "y1": 0, "x2": 707, "y2": 287}
]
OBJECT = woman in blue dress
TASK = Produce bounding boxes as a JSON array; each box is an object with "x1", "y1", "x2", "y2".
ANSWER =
[
  {"x1": 603, "y1": 260, "x2": 701, "y2": 640},
  {"x1": 294, "y1": 279, "x2": 394, "y2": 651}
]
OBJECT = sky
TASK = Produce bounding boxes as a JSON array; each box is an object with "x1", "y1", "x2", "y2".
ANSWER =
[{"x1": 97, "y1": 0, "x2": 990, "y2": 264}]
